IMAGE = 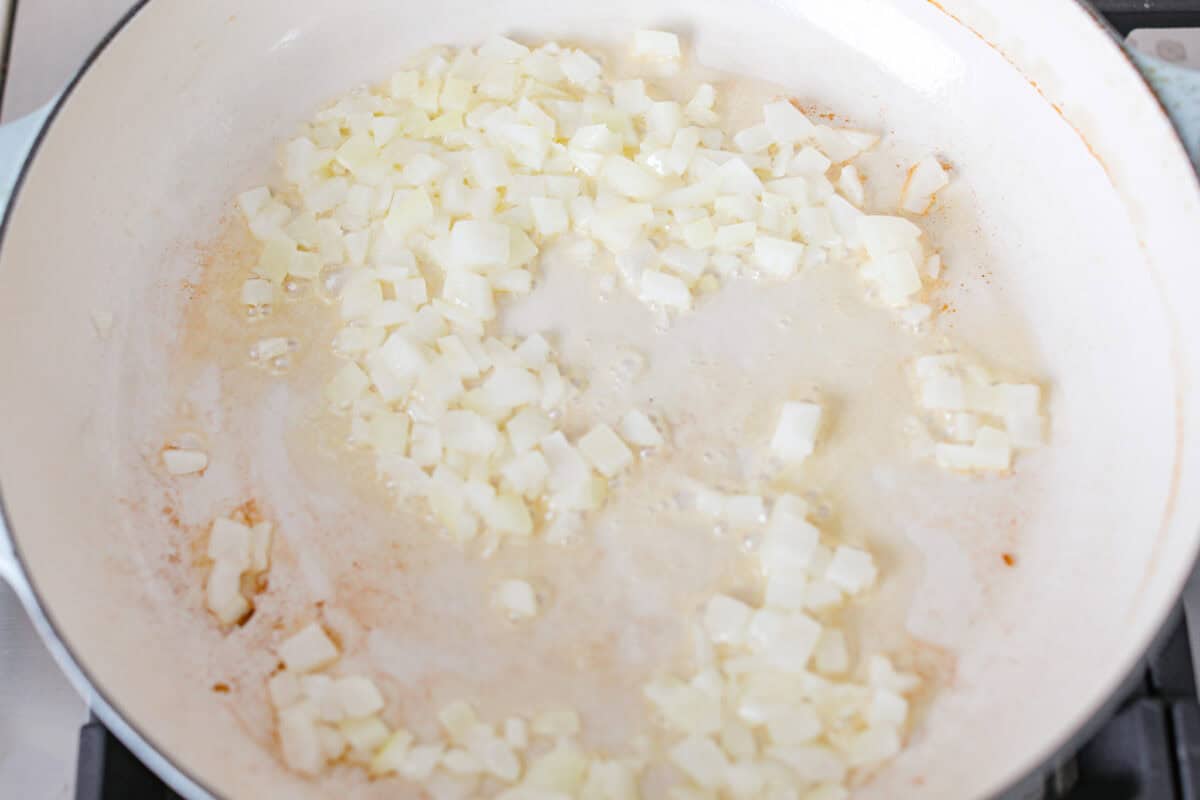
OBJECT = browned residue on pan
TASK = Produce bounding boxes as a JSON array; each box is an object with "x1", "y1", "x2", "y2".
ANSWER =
[
  {"x1": 180, "y1": 214, "x2": 260, "y2": 368},
  {"x1": 853, "y1": 635, "x2": 956, "y2": 789},
  {"x1": 923, "y1": 1, "x2": 1109, "y2": 173},
  {"x1": 923, "y1": 0, "x2": 1189, "y2": 609},
  {"x1": 788, "y1": 97, "x2": 848, "y2": 124}
]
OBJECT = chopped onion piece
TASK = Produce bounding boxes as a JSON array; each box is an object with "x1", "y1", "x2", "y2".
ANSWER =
[
  {"x1": 254, "y1": 336, "x2": 294, "y2": 361},
  {"x1": 241, "y1": 277, "x2": 274, "y2": 308},
  {"x1": 846, "y1": 726, "x2": 901, "y2": 767},
  {"x1": 208, "y1": 518, "x2": 253, "y2": 570},
  {"x1": 760, "y1": 517, "x2": 820, "y2": 575},
  {"x1": 90, "y1": 310, "x2": 115, "y2": 339},
  {"x1": 762, "y1": 101, "x2": 815, "y2": 145},
  {"x1": 714, "y1": 222, "x2": 756, "y2": 251},
  {"x1": 326, "y1": 362, "x2": 370, "y2": 409},
  {"x1": 250, "y1": 522, "x2": 274, "y2": 573},
  {"x1": 763, "y1": 571, "x2": 807, "y2": 611},
  {"x1": 438, "y1": 700, "x2": 479, "y2": 742},
  {"x1": 507, "y1": 408, "x2": 555, "y2": 453},
  {"x1": 236, "y1": 186, "x2": 272, "y2": 219},
  {"x1": 824, "y1": 546, "x2": 878, "y2": 594},
  {"x1": 524, "y1": 740, "x2": 589, "y2": 792},
  {"x1": 339, "y1": 716, "x2": 390, "y2": 753},
  {"x1": 703, "y1": 594, "x2": 753, "y2": 645},
  {"x1": 900, "y1": 156, "x2": 950, "y2": 215},
  {"x1": 495, "y1": 579, "x2": 538, "y2": 619},
  {"x1": 935, "y1": 426, "x2": 1012, "y2": 472},
  {"x1": 278, "y1": 623, "x2": 340, "y2": 673},
  {"x1": 267, "y1": 670, "x2": 302, "y2": 710},
  {"x1": 577, "y1": 424, "x2": 634, "y2": 477},
  {"x1": 747, "y1": 609, "x2": 822, "y2": 670},
  {"x1": 450, "y1": 220, "x2": 511, "y2": 267},
  {"x1": 206, "y1": 560, "x2": 249, "y2": 625},
  {"x1": 770, "y1": 745, "x2": 847, "y2": 784},
  {"x1": 279, "y1": 707, "x2": 324, "y2": 775},
  {"x1": 633, "y1": 30, "x2": 681, "y2": 61},
  {"x1": 669, "y1": 736, "x2": 728, "y2": 788},
  {"x1": 770, "y1": 401, "x2": 822, "y2": 464},
  {"x1": 442, "y1": 270, "x2": 496, "y2": 321},
  {"x1": 814, "y1": 630, "x2": 850, "y2": 675},
  {"x1": 441, "y1": 410, "x2": 501, "y2": 455},
  {"x1": 504, "y1": 718, "x2": 529, "y2": 749},
  {"x1": 163, "y1": 448, "x2": 208, "y2": 476},
  {"x1": 640, "y1": 270, "x2": 692, "y2": 310},
  {"x1": 724, "y1": 495, "x2": 765, "y2": 527},
  {"x1": 530, "y1": 195, "x2": 569, "y2": 237},
  {"x1": 603, "y1": 155, "x2": 665, "y2": 200},
  {"x1": 765, "y1": 704, "x2": 822, "y2": 746},
  {"x1": 488, "y1": 493, "x2": 534, "y2": 536},
  {"x1": 752, "y1": 235, "x2": 806, "y2": 279},
  {"x1": 620, "y1": 410, "x2": 664, "y2": 448},
  {"x1": 400, "y1": 744, "x2": 446, "y2": 780},
  {"x1": 370, "y1": 730, "x2": 415, "y2": 776},
  {"x1": 645, "y1": 678, "x2": 722, "y2": 736},
  {"x1": 334, "y1": 676, "x2": 386, "y2": 718},
  {"x1": 734, "y1": 124, "x2": 773, "y2": 154}
]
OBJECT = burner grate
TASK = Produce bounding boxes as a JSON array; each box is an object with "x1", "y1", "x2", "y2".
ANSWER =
[{"x1": 1091, "y1": 0, "x2": 1200, "y2": 35}]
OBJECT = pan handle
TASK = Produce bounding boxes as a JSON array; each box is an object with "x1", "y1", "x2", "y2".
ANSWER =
[
  {"x1": 1129, "y1": 48, "x2": 1200, "y2": 167},
  {"x1": 0, "y1": 532, "x2": 21, "y2": 588},
  {"x1": 0, "y1": 102, "x2": 53, "y2": 216},
  {"x1": 0, "y1": 102, "x2": 53, "y2": 589}
]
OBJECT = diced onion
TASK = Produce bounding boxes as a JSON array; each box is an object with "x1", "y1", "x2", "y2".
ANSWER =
[
  {"x1": 914, "y1": 352, "x2": 1043, "y2": 471},
  {"x1": 824, "y1": 546, "x2": 878, "y2": 594},
  {"x1": 163, "y1": 448, "x2": 208, "y2": 476},
  {"x1": 206, "y1": 560, "x2": 249, "y2": 625},
  {"x1": 334, "y1": 676, "x2": 386, "y2": 718},
  {"x1": 633, "y1": 30, "x2": 682, "y2": 61},
  {"x1": 762, "y1": 101, "x2": 815, "y2": 145},
  {"x1": 640, "y1": 270, "x2": 692, "y2": 310},
  {"x1": 703, "y1": 594, "x2": 752, "y2": 645},
  {"x1": 495, "y1": 578, "x2": 538, "y2": 619},
  {"x1": 208, "y1": 518, "x2": 253, "y2": 570},
  {"x1": 669, "y1": 736, "x2": 729, "y2": 789},
  {"x1": 228, "y1": 30, "x2": 1004, "y2": 793},
  {"x1": 577, "y1": 424, "x2": 634, "y2": 477},
  {"x1": 900, "y1": 156, "x2": 950, "y2": 215},
  {"x1": 770, "y1": 401, "x2": 822, "y2": 464},
  {"x1": 339, "y1": 716, "x2": 391, "y2": 753},
  {"x1": 619, "y1": 410, "x2": 664, "y2": 448},
  {"x1": 752, "y1": 235, "x2": 806, "y2": 279},
  {"x1": 279, "y1": 707, "x2": 324, "y2": 775},
  {"x1": 370, "y1": 730, "x2": 416, "y2": 776},
  {"x1": 278, "y1": 623, "x2": 340, "y2": 674}
]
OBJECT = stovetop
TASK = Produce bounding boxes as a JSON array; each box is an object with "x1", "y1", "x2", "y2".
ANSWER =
[
  {"x1": 0, "y1": 4, "x2": 1197, "y2": 800},
  {"x1": 1057, "y1": 615, "x2": 1200, "y2": 799}
]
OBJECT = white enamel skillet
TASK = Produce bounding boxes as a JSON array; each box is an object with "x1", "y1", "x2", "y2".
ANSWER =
[{"x1": 0, "y1": 0, "x2": 1198, "y2": 797}]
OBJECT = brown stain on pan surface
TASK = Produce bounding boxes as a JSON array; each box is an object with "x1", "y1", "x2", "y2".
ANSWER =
[{"x1": 924, "y1": 1, "x2": 1109, "y2": 174}]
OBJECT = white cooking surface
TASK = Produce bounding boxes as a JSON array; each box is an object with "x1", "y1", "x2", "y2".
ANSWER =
[{"x1": 0, "y1": 4, "x2": 1195, "y2": 798}]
